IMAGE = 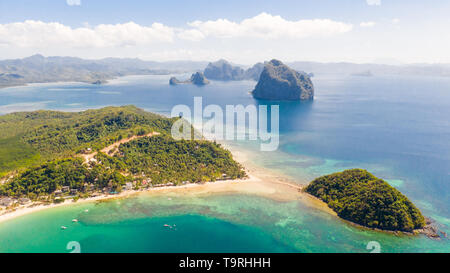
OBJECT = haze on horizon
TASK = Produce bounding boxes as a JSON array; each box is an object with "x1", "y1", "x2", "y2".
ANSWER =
[{"x1": 0, "y1": 0, "x2": 449, "y2": 65}]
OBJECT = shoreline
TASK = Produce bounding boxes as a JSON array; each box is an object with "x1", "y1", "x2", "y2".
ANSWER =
[
  {"x1": 0, "y1": 73, "x2": 182, "y2": 91},
  {"x1": 1, "y1": 139, "x2": 437, "y2": 238},
  {"x1": 0, "y1": 142, "x2": 336, "y2": 224}
]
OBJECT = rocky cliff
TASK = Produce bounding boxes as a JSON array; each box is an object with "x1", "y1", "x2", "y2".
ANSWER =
[
  {"x1": 190, "y1": 72, "x2": 210, "y2": 85},
  {"x1": 244, "y1": 62, "x2": 265, "y2": 81},
  {"x1": 203, "y1": 59, "x2": 245, "y2": 81},
  {"x1": 252, "y1": 59, "x2": 314, "y2": 100}
]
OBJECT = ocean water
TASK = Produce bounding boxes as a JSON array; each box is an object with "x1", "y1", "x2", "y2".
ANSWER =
[{"x1": 0, "y1": 74, "x2": 449, "y2": 252}]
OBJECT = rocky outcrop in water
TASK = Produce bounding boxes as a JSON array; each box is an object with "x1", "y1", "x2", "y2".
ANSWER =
[
  {"x1": 415, "y1": 217, "x2": 448, "y2": 239},
  {"x1": 204, "y1": 59, "x2": 245, "y2": 81},
  {"x1": 190, "y1": 72, "x2": 210, "y2": 85},
  {"x1": 169, "y1": 77, "x2": 181, "y2": 85},
  {"x1": 203, "y1": 59, "x2": 266, "y2": 81},
  {"x1": 252, "y1": 59, "x2": 314, "y2": 100},
  {"x1": 169, "y1": 72, "x2": 209, "y2": 86}
]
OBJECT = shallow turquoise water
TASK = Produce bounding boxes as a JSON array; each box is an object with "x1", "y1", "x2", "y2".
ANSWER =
[
  {"x1": 0, "y1": 193, "x2": 448, "y2": 253},
  {"x1": 0, "y1": 74, "x2": 449, "y2": 252}
]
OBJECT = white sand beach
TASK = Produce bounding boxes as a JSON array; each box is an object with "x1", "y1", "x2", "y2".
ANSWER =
[{"x1": 0, "y1": 143, "x2": 335, "y2": 224}]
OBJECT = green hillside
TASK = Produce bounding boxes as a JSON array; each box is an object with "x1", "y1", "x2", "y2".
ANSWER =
[
  {"x1": 0, "y1": 106, "x2": 245, "y2": 200},
  {"x1": 305, "y1": 169, "x2": 425, "y2": 232},
  {"x1": 0, "y1": 106, "x2": 173, "y2": 176}
]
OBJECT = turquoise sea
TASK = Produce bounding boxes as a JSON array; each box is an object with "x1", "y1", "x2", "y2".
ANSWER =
[{"x1": 0, "y1": 74, "x2": 449, "y2": 253}]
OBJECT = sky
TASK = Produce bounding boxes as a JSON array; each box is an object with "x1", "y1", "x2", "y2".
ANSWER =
[{"x1": 0, "y1": 0, "x2": 449, "y2": 64}]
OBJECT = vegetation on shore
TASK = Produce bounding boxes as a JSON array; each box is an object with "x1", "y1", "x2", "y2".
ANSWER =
[
  {"x1": 98, "y1": 135, "x2": 244, "y2": 184},
  {"x1": 0, "y1": 105, "x2": 173, "y2": 175},
  {"x1": 304, "y1": 169, "x2": 425, "y2": 232},
  {"x1": 0, "y1": 106, "x2": 245, "y2": 203}
]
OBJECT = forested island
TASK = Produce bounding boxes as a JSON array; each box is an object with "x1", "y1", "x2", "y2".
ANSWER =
[
  {"x1": 0, "y1": 106, "x2": 442, "y2": 238},
  {"x1": 0, "y1": 106, "x2": 245, "y2": 206},
  {"x1": 305, "y1": 169, "x2": 427, "y2": 233}
]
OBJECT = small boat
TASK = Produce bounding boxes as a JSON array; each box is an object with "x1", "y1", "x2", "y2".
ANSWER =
[
  {"x1": 72, "y1": 219, "x2": 78, "y2": 222},
  {"x1": 163, "y1": 224, "x2": 170, "y2": 227},
  {"x1": 84, "y1": 209, "x2": 89, "y2": 212},
  {"x1": 61, "y1": 226, "x2": 67, "y2": 230}
]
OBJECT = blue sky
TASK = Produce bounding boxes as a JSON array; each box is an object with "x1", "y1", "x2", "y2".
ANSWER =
[{"x1": 0, "y1": 0, "x2": 449, "y2": 63}]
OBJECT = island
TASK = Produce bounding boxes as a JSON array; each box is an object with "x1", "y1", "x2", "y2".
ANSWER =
[
  {"x1": 252, "y1": 59, "x2": 314, "y2": 100},
  {"x1": 203, "y1": 59, "x2": 246, "y2": 81},
  {"x1": 0, "y1": 106, "x2": 244, "y2": 206},
  {"x1": 0, "y1": 106, "x2": 443, "y2": 239},
  {"x1": 169, "y1": 72, "x2": 210, "y2": 86},
  {"x1": 244, "y1": 62, "x2": 265, "y2": 81},
  {"x1": 304, "y1": 169, "x2": 427, "y2": 233},
  {"x1": 203, "y1": 59, "x2": 265, "y2": 81}
]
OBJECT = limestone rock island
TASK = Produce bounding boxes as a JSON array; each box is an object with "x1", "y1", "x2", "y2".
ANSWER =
[
  {"x1": 203, "y1": 59, "x2": 245, "y2": 81},
  {"x1": 252, "y1": 59, "x2": 314, "y2": 100},
  {"x1": 169, "y1": 72, "x2": 210, "y2": 86},
  {"x1": 190, "y1": 72, "x2": 210, "y2": 85}
]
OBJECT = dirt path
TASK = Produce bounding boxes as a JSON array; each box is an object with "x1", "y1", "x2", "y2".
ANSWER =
[{"x1": 79, "y1": 131, "x2": 160, "y2": 164}]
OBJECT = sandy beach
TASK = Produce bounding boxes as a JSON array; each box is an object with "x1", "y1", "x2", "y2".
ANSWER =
[{"x1": 0, "y1": 142, "x2": 335, "y2": 224}]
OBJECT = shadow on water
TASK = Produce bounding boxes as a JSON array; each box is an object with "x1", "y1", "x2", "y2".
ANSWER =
[{"x1": 250, "y1": 98, "x2": 315, "y2": 132}]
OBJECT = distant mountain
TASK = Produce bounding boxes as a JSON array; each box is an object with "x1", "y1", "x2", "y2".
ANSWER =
[
  {"x1": 0, "y1": 55, "x2": 207, "y2": 89},
  {"x1": 3, "y1": 54, "x2": 450, "y2": 89},
  {"x1": 286, "y1": 61, "x2": 450, "y2": 77},
  {"x1": 252, "y1": 59, "x2": 314, "y2": 101}
]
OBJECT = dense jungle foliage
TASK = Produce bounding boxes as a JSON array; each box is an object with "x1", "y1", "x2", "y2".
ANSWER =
[
  {"x1": 0, "y1": 105, "x2": 174, "y2": 176},
  {"x1": 304, "y1": 169, "x2": 425, "y2": 231},
  {"x1": 0, "y1": 158, "x2": 126, "y2": 198},
  {"x1": 97, "y1": 135, "x2": 245, "y2": 184},
  {"x1": 0, "y1": 106, "x2": 245, "y2": 200}
]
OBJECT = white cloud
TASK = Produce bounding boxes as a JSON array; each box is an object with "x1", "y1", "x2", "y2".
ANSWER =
[
  {"x1": 0, "y1": 14, "x2": 352, "y2": 49},
  {"x1": 360, "y1": 21, "x2": 376, "y2": 27},
  {"x1": 366, "y1": 0, "x2": 381, "y2": 6},
  {"x1": 392, "y1": 18, "x2": 400, "y2": 24},
  {"x1": 66, "y1": 0, "x2": 81, "y2": 6},
  {"x1": 0, "y1": 14, "x2": 357, "y2": 63},
  {"x1": 0, "y1": 20, "x2": 175, "y2": 48},
  {"x1": 177, "y1": 29, "x2": 205, "y2": 41},
  {"x1": 182, "y1": 12, "x2": 352, "y2": 40}
]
